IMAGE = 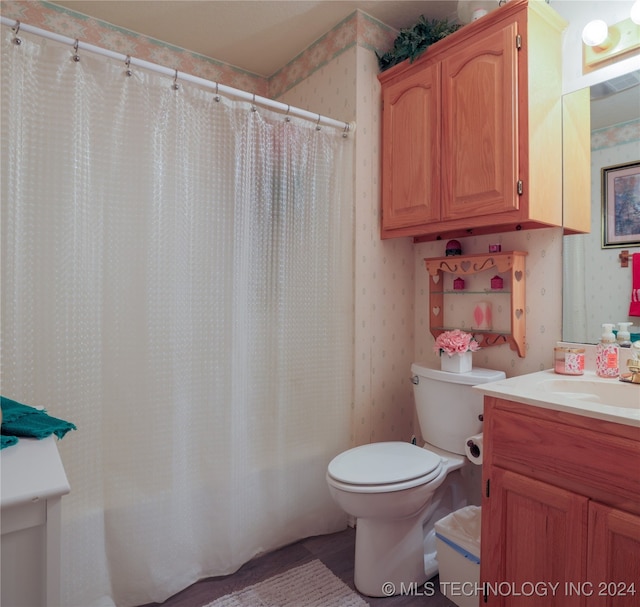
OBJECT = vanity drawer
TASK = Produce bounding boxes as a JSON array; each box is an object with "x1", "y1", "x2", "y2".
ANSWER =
[{"x1": 486, "y1": 398, "x2": 640, "y2": 514}]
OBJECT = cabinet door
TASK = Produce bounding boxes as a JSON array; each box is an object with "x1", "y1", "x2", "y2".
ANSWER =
[
  {"x1": 441, "y1": 21, "x2": 519, "y2": 221},
  {"x1": 381, "y1": 63, "x2": 440, "y2": 231},
  {"x1": 588, "y1": 501, "x2": 640, "y2": 607},
  {"x1": 482, "y1": 467, "x2": 587, "y2": 606}
]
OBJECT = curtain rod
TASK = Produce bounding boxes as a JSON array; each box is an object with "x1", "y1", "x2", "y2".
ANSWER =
[{"x1": 1, "y1": 17, "x2": 355, "y2": 135}]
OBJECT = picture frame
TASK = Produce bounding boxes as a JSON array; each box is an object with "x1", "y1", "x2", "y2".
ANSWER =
[{"x1": 601, "y1": 160, "x2": 640, "y2": 248}]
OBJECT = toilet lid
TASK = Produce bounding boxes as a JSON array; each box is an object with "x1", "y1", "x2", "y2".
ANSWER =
[{"x1": 327, "y1": 441, "x2": 442, "y2": 486}]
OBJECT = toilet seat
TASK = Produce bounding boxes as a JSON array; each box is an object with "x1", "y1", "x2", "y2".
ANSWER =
[{"x1": 327, "y1": 442, "x2": 444, "y2": 493}]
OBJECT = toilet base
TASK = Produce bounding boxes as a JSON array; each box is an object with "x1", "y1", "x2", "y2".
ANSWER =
[
  {"x1": 353, "y1": 470, "x2": 467, "y2": 597},
  {"x1": 354, "y1": 507, "x2": 431, "y2": 597}
]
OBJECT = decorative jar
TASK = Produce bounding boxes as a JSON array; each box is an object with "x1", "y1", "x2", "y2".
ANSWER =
[
  {"x1": 554, "y1": 347, "x2": 585, "y2": 375},
  {"x1": 445, "y1": 240, "x2": 462, "y2": 256},
  {"x1": 473, "y1": 301, "x2": 492, "y2": 330},
  {"x1": 490, "y1": 275, "x2": 504, "y2": 290}
]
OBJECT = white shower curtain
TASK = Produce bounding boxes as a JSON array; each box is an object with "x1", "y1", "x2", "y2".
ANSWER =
[{"x1": 1, "y1": 29, "x2": 353, "y2": 607}]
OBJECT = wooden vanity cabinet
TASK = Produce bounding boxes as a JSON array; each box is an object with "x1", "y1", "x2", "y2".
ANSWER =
[
  {"x1": 481, "y1": 397, "x2": 640, "y2": 606},
  {"x1": 379, "y1": 0, "x2": 569, "y2": 241}
]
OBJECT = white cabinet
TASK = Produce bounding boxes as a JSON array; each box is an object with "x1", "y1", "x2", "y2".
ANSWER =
[{"x1": 1, "y1": 437, "x2": 70, "y2": 607}]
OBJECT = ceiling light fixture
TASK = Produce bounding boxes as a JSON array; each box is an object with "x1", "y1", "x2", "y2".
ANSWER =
[
  {"x1": 582, "y1": 19, "x2": 611, "y2": 48},
  {"x1": 582, "y1": 7, "x2": 640, "y2": 72}
]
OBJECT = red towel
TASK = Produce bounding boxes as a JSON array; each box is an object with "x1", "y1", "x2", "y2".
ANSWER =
[{"x1": 630, "y1": 253, "x2": 640, "y2": 317}]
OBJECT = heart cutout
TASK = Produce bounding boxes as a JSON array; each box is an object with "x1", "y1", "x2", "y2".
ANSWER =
[
  {"x1": 432, "y1": 306, "x2": 441, "y2": 316},
  {"x1": 432, "y1": 274, "x2": 440, "y2": 285},
  {"x1": 515, "y1": 270, "x2": 523, "y2": 282},
  {"x1": 461, "y1": 261, "x2": 471, "y2": 272},
  {"x1": 515, "y1": 308, "x2": 523, "y2": 319}
]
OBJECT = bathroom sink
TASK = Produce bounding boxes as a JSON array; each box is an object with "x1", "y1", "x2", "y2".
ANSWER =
[
  {"x1": 538, "y1": 379, "x2": 639, "y2": 409},
  {"x1": 474, "y1": 370, "x2": 639, "y2": 427}
]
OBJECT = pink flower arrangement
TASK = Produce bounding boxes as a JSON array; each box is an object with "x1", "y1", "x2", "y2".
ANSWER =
[{"x1": 434, "y1": 329, "x2": 480, "y2": 357}]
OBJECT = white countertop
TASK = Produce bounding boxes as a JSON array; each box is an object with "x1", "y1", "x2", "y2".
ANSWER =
[
  {"x1": 474, "y1": 369, "x2": 640, "y2": 428},
  {"x1": 1, "y1": 436, "x2": 70, "y2": 508}
]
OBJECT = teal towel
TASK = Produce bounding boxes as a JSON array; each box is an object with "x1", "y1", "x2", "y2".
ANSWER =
[
  {"x1": 1, "y1": 395, "x2": 77, "y2": 448},
  {"x1": 1, "y1": 434, "x2": 19, "y2": 449}
]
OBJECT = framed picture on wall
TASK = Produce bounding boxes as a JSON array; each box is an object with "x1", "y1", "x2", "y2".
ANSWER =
[{"x1": 602, "y1": 160, "x2": 640, "y2": 248}]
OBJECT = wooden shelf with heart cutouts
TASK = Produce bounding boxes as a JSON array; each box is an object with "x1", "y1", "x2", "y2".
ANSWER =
[{"x1": 424, "y1": 251, "x2": 527, "y2": 357}]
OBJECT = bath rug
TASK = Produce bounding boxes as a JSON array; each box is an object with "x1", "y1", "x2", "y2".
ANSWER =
[{"x1": 203, "y1": 559, "x2": 368, "y2": 607}]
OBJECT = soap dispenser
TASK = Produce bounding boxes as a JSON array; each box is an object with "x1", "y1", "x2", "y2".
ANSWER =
[
  {"x1": 617, "y1": 322, "x2": 633, "y2": 348},
  {"x1": 596, "y1": 323, "x2": 619, "y2": 378}
]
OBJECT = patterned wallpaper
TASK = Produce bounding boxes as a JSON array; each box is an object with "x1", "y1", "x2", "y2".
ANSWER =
[
  {"x1": 413, "y1": 228, "x2": 564, "y2": 442},
  {"x1": 1, "y1": 0, "x2": 568, "y2": 450}
]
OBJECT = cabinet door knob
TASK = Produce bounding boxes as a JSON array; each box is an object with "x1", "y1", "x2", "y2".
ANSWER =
[{"x1": 478, "y1": 414, "x2": 484, "y2": 422}]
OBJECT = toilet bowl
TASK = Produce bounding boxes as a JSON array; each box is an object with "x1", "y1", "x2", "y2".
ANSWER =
[{"x1": 326, "y1": 364, "x2": 505, "y2": 597}]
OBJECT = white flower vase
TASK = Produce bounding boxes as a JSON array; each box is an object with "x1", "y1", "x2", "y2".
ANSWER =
[{"x1": 441, "y1": 351, "x2": 473, "y2": 373}]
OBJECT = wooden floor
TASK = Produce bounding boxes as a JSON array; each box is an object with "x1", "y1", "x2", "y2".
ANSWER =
[{"x1": 138, "y1": 527, "x2": 457, "y2": 607}]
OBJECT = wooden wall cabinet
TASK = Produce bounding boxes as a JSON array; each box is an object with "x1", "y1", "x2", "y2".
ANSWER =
[
  {"x1": 424, "y1": 251, "x2": 527, "y2": 357},
  {"x1": 380, "y1": 62, "x2": 440, "y2": 230},
  {"x1": 481, "y1": 398, "x2": 640, "y2": 606},
  {"x1": 378, "y1": 0, "x2": 577, "y2": 241}
]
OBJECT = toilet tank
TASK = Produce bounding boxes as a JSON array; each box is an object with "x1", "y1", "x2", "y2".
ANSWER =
[{"x1": 411, "y1": 363, "x2": 505, "y2": 455}]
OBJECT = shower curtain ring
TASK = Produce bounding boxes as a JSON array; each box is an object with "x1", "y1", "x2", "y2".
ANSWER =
[
  {"x1": 315, "y1": 114, "x2": 322, "y2": 131},
  {"x1": 251, "y1": 93, "x2": 257, "y2": 112},
  {"x1": 172, "y1": 69, "x2": 180, "y2": 90},
  {"x1": 285, "y1": 105, "x2": 291, "y2": 122},
  {"x1": 214, "y1": 82, "x2": 221, "y2": 102},
  {"x1": 124, "y1": 55, "x2": 132, "y2": 77},
  {"x1": 12, "y1": 20, "x2": 22, "y2": 45},
  {"x1": 72, "y1": 39, "x2": 80, "y2": 62}
]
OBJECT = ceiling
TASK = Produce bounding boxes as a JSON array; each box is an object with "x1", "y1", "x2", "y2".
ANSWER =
[
  {"x1": 43, "y1": 1, "x2": 640, "y2": 127},
  {"x1": 50, "y1": 1, "x2": 464, "y2": 78}
]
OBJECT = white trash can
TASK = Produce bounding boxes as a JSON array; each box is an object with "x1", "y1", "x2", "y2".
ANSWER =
[{"x1": 434, "y1": 505, "x2": 481, "y2": 607}]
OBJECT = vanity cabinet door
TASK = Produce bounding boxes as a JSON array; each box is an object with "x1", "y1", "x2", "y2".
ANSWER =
[
  {"x1": 588, "y1": 501, "x2": 640, "y2": 607},
  {"x1": 482, "y1": 467, "x2": 587, "y2": 606},
  {"x1": 380, "y1": 62, "x2": 441, "y2": 232},
  {"x1": 441, "y1": 20, "x2": 519, "y2": 222},
  {"x1": 482, "y1": 398, "x2": 640, "y2": 607}
]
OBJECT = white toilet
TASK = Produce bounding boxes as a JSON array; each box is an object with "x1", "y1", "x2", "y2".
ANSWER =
[{"x1": 326, "y1": 363, "x2": 505, "y2": 597}]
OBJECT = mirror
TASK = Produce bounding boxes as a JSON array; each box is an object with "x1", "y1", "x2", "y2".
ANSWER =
[{"x1": 562, "y1": 69, "x2": 640, "y2": 344}]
